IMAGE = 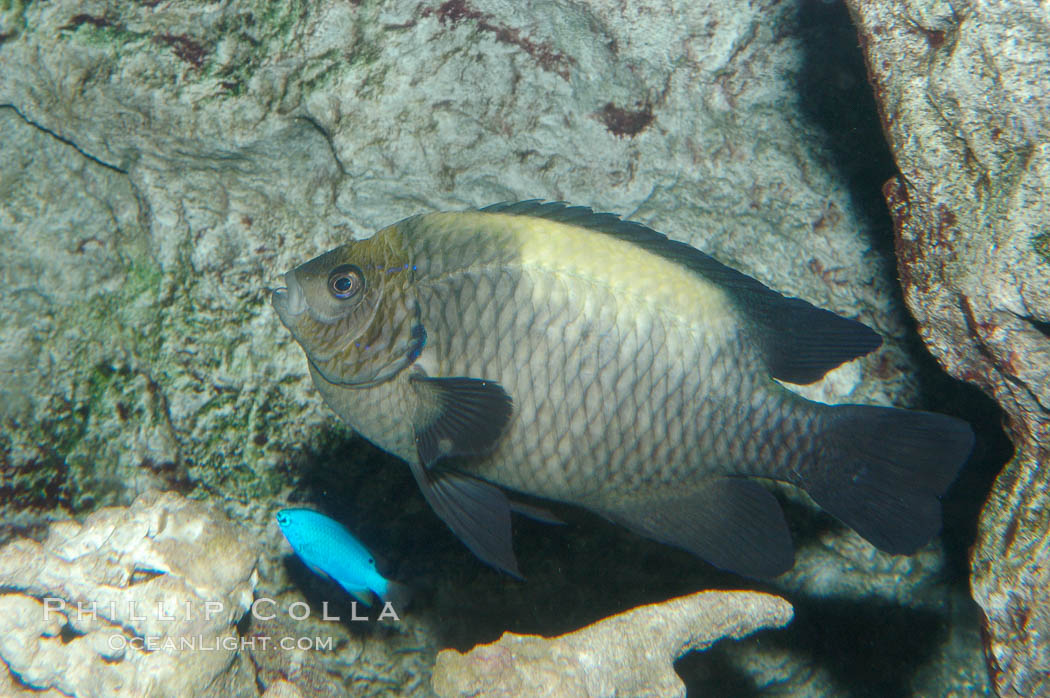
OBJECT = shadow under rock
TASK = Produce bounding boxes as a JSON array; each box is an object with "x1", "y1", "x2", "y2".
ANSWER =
[
  {"x1": 680, "y1": 596, "x2": 947, "y2": 698},
  {"x1": 907, "y1": 332, "x2": 1014, "y2": 582},
  {"x1": 677, "y1": 642, "x2": 771, "y2": 698}
]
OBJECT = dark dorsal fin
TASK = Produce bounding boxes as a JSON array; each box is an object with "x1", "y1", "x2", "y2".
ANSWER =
[{"x1": 480, "y1": 200, "x2": 881, "y2": 384}]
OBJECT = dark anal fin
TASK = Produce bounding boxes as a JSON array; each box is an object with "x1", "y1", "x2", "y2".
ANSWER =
[
  {"x1": 804, "y1": 405, "x2": 974, "y2": 554},
  {"x1": 604, "y1": 477, "x2": 794, "y2": 578},
  {"x1": 408, "y1": 462, "x2": 521, "y2": 578},
  {"x1": 410, "y1": 375, "x2": 513, "y2": 466}
]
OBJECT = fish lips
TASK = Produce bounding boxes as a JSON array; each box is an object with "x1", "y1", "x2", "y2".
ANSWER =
[{"x1": 271, "y1": 271, "x2": 307, "y2": 327}]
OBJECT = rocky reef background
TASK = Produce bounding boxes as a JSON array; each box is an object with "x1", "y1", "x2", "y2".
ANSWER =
[
  {"x1": 843, "y1": 1, "x2": 1049, "y2": 695},
  {"x1": 0, "y1": 0, "x2": 1038, "y2": 695}
]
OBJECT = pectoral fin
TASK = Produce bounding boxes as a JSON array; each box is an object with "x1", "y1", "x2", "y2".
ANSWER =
[
  {"x1": 603, "y1": 477, "x2": 794, "y2": 578},
  {"x1": 407, "y1": 461, "x2": 521, "y2": 578},
  {"x1": 410, "y1": 375, "x2": 513, "y2": 466}
]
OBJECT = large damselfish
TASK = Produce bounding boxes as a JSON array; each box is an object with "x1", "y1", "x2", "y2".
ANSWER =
[{"x1": 271, "y1": 201, "x2": 973, "y2": 578}]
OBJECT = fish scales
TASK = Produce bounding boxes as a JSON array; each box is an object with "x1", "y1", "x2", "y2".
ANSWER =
[
  {"x1": 405, "y1": 212, "x2": 784, "y2": 499},
  {"x1": 273, "y1": 201, "x2": 974, "y2": 579}
]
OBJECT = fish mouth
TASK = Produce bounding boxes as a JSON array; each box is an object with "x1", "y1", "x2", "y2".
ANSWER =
[{"x1": 271, "y1": 271, "x2": 307, "y2": 320}]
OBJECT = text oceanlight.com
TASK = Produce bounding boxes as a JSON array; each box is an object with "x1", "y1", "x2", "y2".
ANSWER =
[{"x1": 107, "y1": 634, "x2": 337, "y2": 652}]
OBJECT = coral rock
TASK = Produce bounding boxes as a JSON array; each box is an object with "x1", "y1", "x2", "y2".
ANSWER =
[
  {"x1": 844, "y1": 1, "x2": 1050, "y2": 695},
  {"x1": 0, "y1": 491, "x2": 260, "y2": 697},
  {"x1": 432, "y1": 590, "x2": 792, "y2": 697},
  {"x1": 261, "y1": 680, "x2": 304, "y2": 698}
]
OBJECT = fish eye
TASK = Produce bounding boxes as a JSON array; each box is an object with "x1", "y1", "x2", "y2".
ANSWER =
[
  {"x1": 368, "y1": 557, "x2": 374, "y2": 564},
  {"x1": 327, "y1": 265, "x2": 364, "y2": 300}
]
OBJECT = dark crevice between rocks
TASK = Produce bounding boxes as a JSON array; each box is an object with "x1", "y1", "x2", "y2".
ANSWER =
[
  {"x1": 0, "y1": 104, "x2": 127, "y2": 174},
  {"x1": 236, "y1": 610, "x2": 270, "y2": 696},
  {"x1": 129, "y1": 568, "x2": 165, "y2": 585},
  {"x1": 789, "y1": 0, "x2": 1010, "y2": 694},
  {"x1": 677, "y1": 644, "x2": 763, "y2": 697},
  {"x1": 795, "y1": 0, "x2": 897, "y2": 247},
  {"x1": 1016, "y1": 312, "x2": 1050, "y2": 340},
  {"x1": 59, "y1": 623, "x2": 87, "y2": 644},
  {"x1": 908, "y1": 330, "x2": 1013, "y2": 582},
  {"x1": 294, "y1": 115, "x2": 348, "y2": 177},
  {"x1": 793, "y1": 0, "x2": 1011, "y2": 583}
]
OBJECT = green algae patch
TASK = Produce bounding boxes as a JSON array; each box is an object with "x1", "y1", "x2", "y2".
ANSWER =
[{"x1": 59, "y1": 14, "x2": 151, "y2": 54}]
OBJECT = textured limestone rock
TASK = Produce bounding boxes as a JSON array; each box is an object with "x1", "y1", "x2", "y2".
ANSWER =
[
  {"x1": 243, "y1": 613, "x2": 348, "y2": 698},
  {"x1": 844, "y1": 1, "x2": 1050, "y2": 695},
  {"x1": 261, "y1": 681, "x2": 304, "y2": 698},
  {"x1": 432, "y1": 590, "x2": 793, "y2": 698},
  {"x1": 0, "y1": 105, "x2": 184, "y2": 518},
  {"x1": 0, "y1": 491, "x2": 260, "y2": 697}
]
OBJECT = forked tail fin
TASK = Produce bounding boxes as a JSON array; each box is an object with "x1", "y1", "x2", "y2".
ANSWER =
[{"x1": 803, "y1": 405, "x2": 974, "y2": 554}]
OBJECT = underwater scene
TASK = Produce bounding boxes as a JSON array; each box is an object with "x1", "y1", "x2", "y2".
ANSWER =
[{"x1": 1, "y1": 0, "x2": 1047, "y2": 696}]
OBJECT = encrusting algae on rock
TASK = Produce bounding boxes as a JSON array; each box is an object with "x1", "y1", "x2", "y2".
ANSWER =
[{"x1": 272, "y1": 200, "x2": 975, "y2": 579}]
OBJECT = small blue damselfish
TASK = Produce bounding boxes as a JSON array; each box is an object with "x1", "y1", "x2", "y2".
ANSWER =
[{"x1": 276, "y1": 508, "x2": 409, "y2": 607}]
